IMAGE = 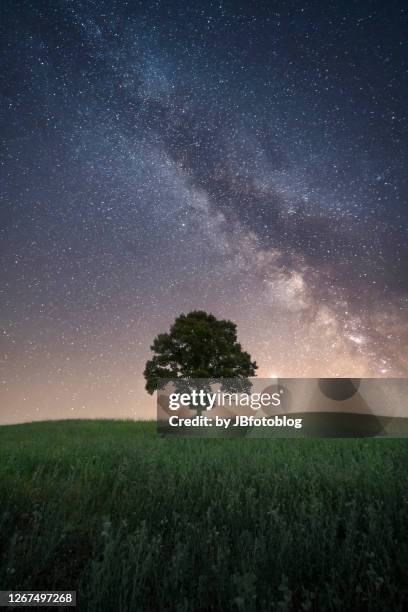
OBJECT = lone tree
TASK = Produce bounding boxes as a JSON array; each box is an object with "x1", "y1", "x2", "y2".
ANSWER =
[{"x1": 144, "y1": 311, "x2": 257, "y2": 413}]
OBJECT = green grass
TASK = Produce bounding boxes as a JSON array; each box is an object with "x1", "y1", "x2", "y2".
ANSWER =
[{"x1": 0, "y1": 420, "x2": 407, "y2": 611}]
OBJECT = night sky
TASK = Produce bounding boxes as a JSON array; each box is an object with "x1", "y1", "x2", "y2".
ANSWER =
[{"x1": 1, "y1": 0, "x2": 407, "y2": 424}]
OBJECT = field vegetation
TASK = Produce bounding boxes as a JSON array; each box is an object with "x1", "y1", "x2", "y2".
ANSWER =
[{"x1": 0, "y1": 420, "x2": 407, "y2": 611}]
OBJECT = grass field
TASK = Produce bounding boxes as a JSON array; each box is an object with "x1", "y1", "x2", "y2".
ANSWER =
[{"x1": 0, "y1": 420, "x2": 407, "y2": 611}]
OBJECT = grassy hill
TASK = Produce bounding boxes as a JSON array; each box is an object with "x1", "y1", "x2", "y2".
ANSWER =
[{"x1": 0, "y1": 420, "x2": 407, "y2": 611}]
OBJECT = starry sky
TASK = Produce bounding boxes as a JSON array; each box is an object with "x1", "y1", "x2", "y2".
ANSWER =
[{"x1": 1, "y1": 0, "x2": 407, "y2": 424}]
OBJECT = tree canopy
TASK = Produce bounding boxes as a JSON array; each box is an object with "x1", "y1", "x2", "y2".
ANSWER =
[{"x1": 144, "y1": 310, "x2": 257, "y2": 394}]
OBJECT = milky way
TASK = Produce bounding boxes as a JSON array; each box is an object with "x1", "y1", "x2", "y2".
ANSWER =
[{"x1": 1, "y1": 1, "x2": 407, "y2": 423}]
